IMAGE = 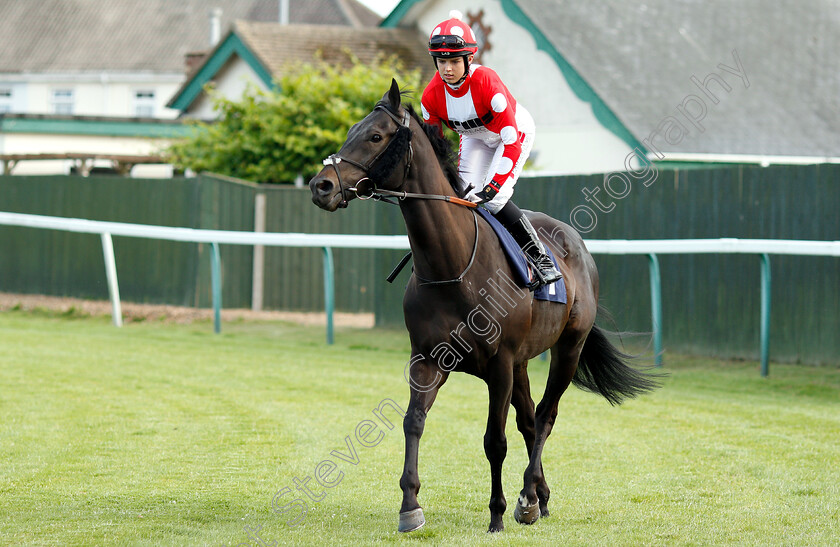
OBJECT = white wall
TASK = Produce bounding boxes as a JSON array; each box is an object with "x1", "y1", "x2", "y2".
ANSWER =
[
  {"x1": 418, "y1": 0, "x2": 633, "y2": 175},
  {"x1": 0, "y1": 81, "x2": 26, "y2": 113},
  {"x1": 3, "y1": 133, "x2": 169, "y2": 155},
  {"x1": 0, "y1": 72, "x2": 185, "y2": 119},
  {"x1": 185, "y1": 55, "x2": 270, "y2": 119}
]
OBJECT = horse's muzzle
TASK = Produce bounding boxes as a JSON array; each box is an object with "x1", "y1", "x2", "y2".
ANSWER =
[{"x1": 309, "y1": 173, "x2": 346, "y2": 210}]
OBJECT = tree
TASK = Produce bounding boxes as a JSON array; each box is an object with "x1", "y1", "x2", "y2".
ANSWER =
[
  {"x1": 164, "y1": 57, "x2": 422, "y2": 183},
  {"x1": 165, "y1": 55, "x2": 426, "y2": 184}
]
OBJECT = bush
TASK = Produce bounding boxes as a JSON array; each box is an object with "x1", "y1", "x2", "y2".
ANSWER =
[{"x1": 165, "y1": 54, "x2": 425, "y2": 184}]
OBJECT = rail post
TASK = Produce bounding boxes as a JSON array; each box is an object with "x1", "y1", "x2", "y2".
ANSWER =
[
  {"x1": 322, "y1": 247, "x2": 335, "y2": 345},
  {"x1": 760, "y1": 253, "x2": 771, "y2": 377},
  {"x1": 648, "y1": 253, "x2": 663, "y2": 367},
  {"x1": 100, "y1": 232, "x2": 122, "y2": 327},
  {"x1": 210, "y1": 242, "x2": 222, "y2": 334}
]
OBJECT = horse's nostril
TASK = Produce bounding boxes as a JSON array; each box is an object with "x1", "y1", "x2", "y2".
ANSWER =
[{"x1": 315, "y1": 178, "x2": 334, "y2": 195}]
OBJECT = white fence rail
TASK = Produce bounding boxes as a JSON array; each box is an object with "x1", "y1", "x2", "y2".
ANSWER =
[{"x1": 2, "y1": 211, "x2": 838, "y2": 375}]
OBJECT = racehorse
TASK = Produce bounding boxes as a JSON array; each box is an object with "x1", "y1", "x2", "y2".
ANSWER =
[{"x1": 309, "y1": 80, "x2": 660, "y2": 533}]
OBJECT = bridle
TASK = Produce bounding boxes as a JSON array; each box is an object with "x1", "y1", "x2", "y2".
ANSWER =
[
  {"x1": 322, "y1": 104, "x2": 413, "y2": 208},
  {"x1": 321, "y1": 102, "x2": 479, "y2": 286},
  {"x1": 321, "y1": 104, "x2": 476, "y2": 210}
]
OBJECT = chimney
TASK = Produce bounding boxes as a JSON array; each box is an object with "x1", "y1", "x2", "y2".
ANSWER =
[
  {"x1": 209, "y1": 8, "x2": 223, "y2": 45},
  {"x1": 279, "y1": 0, "x2": 289, "y2": 25}
]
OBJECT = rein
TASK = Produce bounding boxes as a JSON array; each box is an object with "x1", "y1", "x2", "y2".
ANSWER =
[{"x1": 364, "y1": 188, "x2": 477, "y2": 209}]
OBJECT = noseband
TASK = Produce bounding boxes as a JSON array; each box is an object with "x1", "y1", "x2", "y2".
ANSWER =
[{"x1": 322, "y1": 105, "x2": 413, "y2": 208}]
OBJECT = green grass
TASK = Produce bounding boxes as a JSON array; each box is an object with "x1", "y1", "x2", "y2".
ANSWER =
[{"x1": 0, "y1": 310, "x2": 838, "y2": 546}]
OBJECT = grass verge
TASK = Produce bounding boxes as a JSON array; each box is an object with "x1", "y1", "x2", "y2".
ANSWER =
[{"x1": 0, "y1": 311, "x2": 838, "y2": 545}]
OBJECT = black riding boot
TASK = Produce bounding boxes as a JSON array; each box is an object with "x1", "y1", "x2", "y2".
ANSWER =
[{"x1": 493, "y1": 201, "x2": 563, "y2": 289}]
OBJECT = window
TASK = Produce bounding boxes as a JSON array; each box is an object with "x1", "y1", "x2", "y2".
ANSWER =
[
  {"x1": 51, "y1": 89, "x2": 74, "y2": 115},
  {"x1": 133, "y1": 90, "x2": 155, "y2": 117},
  {"x1": 0, "y1": 88, "x2": 11, "y2": 113}
]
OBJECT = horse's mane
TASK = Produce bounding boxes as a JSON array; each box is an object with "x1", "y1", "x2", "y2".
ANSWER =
[
  {"x1": 405, "y1": 104, "x2": 465, "y2": 197},
  {"x1": 375, "y1": 94, "x2": 464, "y2": 197}
]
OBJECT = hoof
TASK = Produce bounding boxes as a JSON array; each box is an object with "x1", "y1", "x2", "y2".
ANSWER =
[
  {"x1": 513, "y1": 495, "x2": 540, "y2": 525},
  {"x1": 398, "y1": 507, "x2": 425, "y2": 533}
]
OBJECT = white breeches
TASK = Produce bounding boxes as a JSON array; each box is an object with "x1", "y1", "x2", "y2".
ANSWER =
[{"x1": 457, "y1": 128, "x2": 534, "y2": 214}]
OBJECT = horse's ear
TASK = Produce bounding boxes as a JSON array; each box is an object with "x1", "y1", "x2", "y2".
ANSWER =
[{"x1": 387, "y1": 78, "x2": 401, "y2": 110}]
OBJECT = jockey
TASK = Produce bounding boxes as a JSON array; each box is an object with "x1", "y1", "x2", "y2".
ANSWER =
[{"x1": 420, "y1": 11, "x2": 562, "y2": 287}]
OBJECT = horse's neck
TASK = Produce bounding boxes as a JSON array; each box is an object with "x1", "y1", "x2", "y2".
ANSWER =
[{"x1": 399, "y1": 158, "x2": 475, "y2": 282}]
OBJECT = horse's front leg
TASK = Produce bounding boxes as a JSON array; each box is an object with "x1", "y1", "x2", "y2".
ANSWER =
[
  {"x1": 399, "y1": 354, "x2": 448, "y2": 532},
  {"x1": 485, "y1": 357, "x2": 514, "y2": 532}
]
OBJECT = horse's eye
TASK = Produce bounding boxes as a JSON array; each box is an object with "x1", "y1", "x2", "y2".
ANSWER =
[{"x1": 371, "y1": 134, "x2": 383, "y2": 143}]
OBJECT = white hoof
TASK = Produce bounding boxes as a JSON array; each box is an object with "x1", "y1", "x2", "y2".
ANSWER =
[{"x1": 513, "y1": 495, "x2": 540, "y2": 524}]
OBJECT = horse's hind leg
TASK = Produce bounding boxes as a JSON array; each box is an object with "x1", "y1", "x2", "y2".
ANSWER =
[
  {"x1": 510, "y1": 361, "x2": 551, "y2": 517},
  {"x1": 515, "y1": 333, "x2": 586, "y2": 525}
]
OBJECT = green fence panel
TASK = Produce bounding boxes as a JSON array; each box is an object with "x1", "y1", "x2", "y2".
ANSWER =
[
  {"x1": 370, "y1": 164, "x2": 839, "y2": 364},
  {"x1": 1, "y1": 164, "x2": 837, "y2": 364},
  {"x1": 193, "y1": 174, "x2": 257, "y2": 308},
  {"x1": 0, "y1": 175, "x2": 203, "y2": 304},
  {"x1": 260, "y1": 185, "x2": 380, "y2": 313},
  {"x1": 0, "y1": 173, "x2": 256, "y2": 307}
]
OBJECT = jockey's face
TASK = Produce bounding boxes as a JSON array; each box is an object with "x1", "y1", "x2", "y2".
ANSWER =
[{"x1": 437, "y1": 54, "x2": 473, "y2": 85}]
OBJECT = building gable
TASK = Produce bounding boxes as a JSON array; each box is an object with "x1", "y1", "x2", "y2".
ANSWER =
[
  {"x1": 168, "y1": 21, "x2": 433, "y2": 118},
  {"x1": 496, "y1": 0, "x2": 642, "y2": 152},
  {"x1": 167, "y1": 32, "x2": 274, "y2": 113}
]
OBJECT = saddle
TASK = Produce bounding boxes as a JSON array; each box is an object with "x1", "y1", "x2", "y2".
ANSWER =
[
  {"x1": 387, "y1": 208, "x2": 566, "y2": 304},
  {"x1": 475, "y1": 208, "x2": 566, "y2": 304}
]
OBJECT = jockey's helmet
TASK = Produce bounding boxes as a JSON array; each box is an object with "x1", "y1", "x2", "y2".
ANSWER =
[{"x1": 428, "y1": 10, "x2": 478, "y2": 59}]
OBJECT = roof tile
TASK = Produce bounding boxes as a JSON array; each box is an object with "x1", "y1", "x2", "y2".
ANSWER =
[{"x1": 0, "y1": 0, "x2": 382, "y2": 73}]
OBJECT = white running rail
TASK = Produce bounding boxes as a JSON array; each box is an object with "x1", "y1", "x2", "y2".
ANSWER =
[{"x1": 2, "y1": 211, "x2": 838, "y2": 375}]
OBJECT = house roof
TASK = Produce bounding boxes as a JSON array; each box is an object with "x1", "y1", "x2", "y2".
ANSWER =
[
  {"x1": 0, "y1": 113, "x2": 189, "y2": 138},
  {"x1": 0, "y1": 0, "x2": 381, "y2": 74},
  {"x1": 234, "y1": 20, "x2": 432, "y2": 78},
  {"x1": 167, "y1": 21, "x2": 433, "y2": 111},
  {"x1": 383, "y1": 0, "x2": 840, "y2": 159}
]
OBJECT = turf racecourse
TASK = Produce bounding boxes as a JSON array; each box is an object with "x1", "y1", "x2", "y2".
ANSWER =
[{"x1": 1, "y1": 310, "x2": 838, "y2": 546}]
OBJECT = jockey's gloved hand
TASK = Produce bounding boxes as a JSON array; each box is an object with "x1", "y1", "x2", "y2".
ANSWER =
[{"x1": 474, "y1": 183, "x2": 500, "y2": 204}]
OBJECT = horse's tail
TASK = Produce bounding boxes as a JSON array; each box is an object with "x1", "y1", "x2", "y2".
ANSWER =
[{"x1": 572, "y1": 315, "x2": 662, "y2": 406}]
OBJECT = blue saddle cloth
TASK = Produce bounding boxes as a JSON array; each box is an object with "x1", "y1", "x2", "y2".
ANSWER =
[{"x1": 476, "y1": 208, "x2": 567, "y2": 304}]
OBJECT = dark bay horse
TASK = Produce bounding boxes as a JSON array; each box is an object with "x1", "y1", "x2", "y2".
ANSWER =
[{"x1": 309, "y1": 80, "x2": 659, "y2": 533}]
